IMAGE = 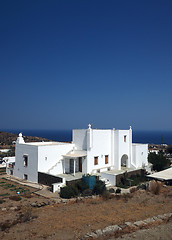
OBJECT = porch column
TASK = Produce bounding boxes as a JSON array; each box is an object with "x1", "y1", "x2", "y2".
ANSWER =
[
  {"x1": 63, "y1": 159, "x2": 66, "y2": 174},
  {"x1": 74, "y1": 158, "x2": 76, "y2": 176}
]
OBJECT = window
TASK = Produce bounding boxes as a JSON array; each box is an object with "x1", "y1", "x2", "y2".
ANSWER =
[
  {"x1": 124, "y1": 135, "x2": 127, "y2": 142},
  {"x1": 105, "y1": 155, "x2": 108, "y2": 164},
  {"x1": 45, "y1": 157, "x2": 47, "y2": 160},
  {"x1": 94, "y1": 156, "x2": 98, "y2": 165},
  {"x1": 24, "y1": 174, "x2": 28, "y2": 180},
  {"x1": 23, "y1": 155, "x2": 28, "y2": 167},
  {"x1": 10, "y1": 170, "x2": 13, "y2": 175}
]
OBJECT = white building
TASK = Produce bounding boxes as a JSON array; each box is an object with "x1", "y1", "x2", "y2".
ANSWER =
[
  {"x1": 5, "y1": 156, "x2": 15, "y2": 175},
  {"x1": 12, "y1": 125, "x2": 148, "y2": 188}
]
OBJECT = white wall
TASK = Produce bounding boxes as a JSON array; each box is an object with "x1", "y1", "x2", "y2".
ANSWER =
[
  {"x1": 132, "y1": 144, "x2": 148, "y2": 168},
  {"x1": 73, "y1": 129, "x2": 87, "y2": 150},
  {"x1": 14, "y1": 143, "x2": 38, "y2": 182},
  {"x1": 101, "y1": 172, "x2": 116, "y2": 186},
  {"x1": 114, "y1": 130, "x2": 132, "y2": 170},
  {"x1": 87, "y1": 130, "x2": 112, "y2": 174},
  {"x1": 5, "y1": 157, "x2": 15, "y2": 175},
  {"x1": 38, "y1": 143, "x2": 74, "y2": 175}
]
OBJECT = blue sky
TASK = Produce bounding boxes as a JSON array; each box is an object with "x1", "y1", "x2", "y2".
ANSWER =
[{"x1": 0, "y1": 0, "x2": 172, "y2": 131}]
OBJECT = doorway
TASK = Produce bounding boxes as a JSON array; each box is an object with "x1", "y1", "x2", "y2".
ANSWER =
[{"x1": 79, "y1": 157, "x2": 82, "y2": 172}]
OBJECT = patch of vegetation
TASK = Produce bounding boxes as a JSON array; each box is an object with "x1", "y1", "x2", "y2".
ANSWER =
[
  {"x1": 60, "y1": 179, "x2": 107, "y2": 199},
  {"x1": 60, "y1": 185, "x2": 79, "y2": 199},
  {"x1": 82, "y1": 189, "x2": 92, "y2": 197},
  {"x1": 75, "y1": 180, "x2": 89, "y2": 193},
  {"x1": 0, "y1": 193, "x2": 10, "y2": 197},
  {"x1": 9, "y1": 195, "x2": 22, "y2": 201},
  {"x1": 109, "y1": 188, "x2": 115, "y2": 193},
  {"x1": 102, "y1": 190, "x2": 110, "y2": 200},
  {"x1": 166, "y1": 145, "x2": 172, "y2": 154},
  {"x1": 148, "y1": 152, "x2": 170, "y2": 171},
  {"x1": 116, "y1": 188, "x2": 121, "y2": 194},
  {"x1": 117, "y1": 171, "x2": 147, "y2": 188},
  {"x1": 149, "y1": 180, "x2": 162, "y2": 195},
  {"x1": 0, "y1": 199, "x2": 5, "y2": 204},
  {"x1": 92, "y1": 180, "x2": 106, "y2": 195},
  {"x1": 19, "y1": 206, "x2": 37, "y2": 222}
]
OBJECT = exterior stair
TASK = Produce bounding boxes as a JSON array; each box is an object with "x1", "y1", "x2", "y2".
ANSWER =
[
  {"x1": 47, "y1": 162, "x2": 59, "y2": 174},
  {"x1": 100, "y1": 178, "x2": 112, "y2": 188}
]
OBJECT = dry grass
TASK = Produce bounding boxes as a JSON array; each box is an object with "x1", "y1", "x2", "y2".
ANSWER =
[
  {"x1": 149, "y1": 180, "x2": 162, "y2": 195},
  {"x1": 0, "y1": 185, "x2": 172, "y2": 239}
]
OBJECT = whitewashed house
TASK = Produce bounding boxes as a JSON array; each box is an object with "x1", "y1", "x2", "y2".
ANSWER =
[{"x1": 12, "y1": 125, "x2": 148, "y2": 188}]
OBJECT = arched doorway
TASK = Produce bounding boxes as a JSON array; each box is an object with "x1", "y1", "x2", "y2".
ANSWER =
[{"x1": 121, "y1": 154, "x2": 128, "y2": 167}]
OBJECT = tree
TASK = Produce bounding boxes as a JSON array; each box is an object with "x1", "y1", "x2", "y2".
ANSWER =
[
  {"x1": 167, "y1": 145, "x2": 172, "y2": 154},
  {"x1": 92, "y1": 180, "x2": 106, "y2": 195},
  {"x1": 148, "y1": 152, "x2": 170, "y2": 172}
]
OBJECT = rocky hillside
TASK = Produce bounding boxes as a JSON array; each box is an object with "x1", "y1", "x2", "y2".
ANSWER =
[{"x1": 0, "y1": 131, "x2": 51, "y2": 149}]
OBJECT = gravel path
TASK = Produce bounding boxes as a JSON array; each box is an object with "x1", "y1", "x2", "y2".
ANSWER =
[{"x1": 110, "y1": 222, "x2": 172, "y2": 240}]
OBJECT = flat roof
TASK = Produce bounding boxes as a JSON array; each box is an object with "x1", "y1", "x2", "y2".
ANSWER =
[
  {"x1": 147, "y1": 167, "x2": 172, "y2": 181},
  {"x1": 63, "y1": 150, "x2": 87, "y2": 158},
  {"x1": 25, "y1": 141, "x2": 72, "y2": 146}
]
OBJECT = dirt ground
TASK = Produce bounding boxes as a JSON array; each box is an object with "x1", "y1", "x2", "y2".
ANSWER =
[
  {"x1": 113, "y1": 221, "x2": 172, "y2": 240},
  {"x1": 0, "y1": 178, "x2": 172, "y2": 240}
]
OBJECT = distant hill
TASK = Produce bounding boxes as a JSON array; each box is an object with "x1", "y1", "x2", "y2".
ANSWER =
[{"x1": 0, "y1": 131, "x2": 51, "y2": 148}]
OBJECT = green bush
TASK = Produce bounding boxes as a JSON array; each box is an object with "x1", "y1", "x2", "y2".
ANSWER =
[
  {"x1": 75, "y1": 180, "x2": 89, "y2": 193},
  {"x1": 60, "y1": 185, "x2": 79, "y2": 199},
  {"x1": 148, "y1": 152, "x2": 170, "y2": 171},
  {"x1": 92, "y1": 180, "x2": 106, "y2": 195},
  {"x1": 116, "y1": 188, "x2": 121, "y2": 194},
  {"x1": 137, "y1": 183, "x2": 147, "y2": 190},
  {"x1": 109, "y1": 188, "x2": 115, "y2": 193},
  {"x1": 82, "y1": 188, "x2": 92, "y2": 197}
]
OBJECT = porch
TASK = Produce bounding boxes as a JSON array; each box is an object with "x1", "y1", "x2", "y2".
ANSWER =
[{"x1": 62, "y1": 150, "x2": 87, "y2": 176}]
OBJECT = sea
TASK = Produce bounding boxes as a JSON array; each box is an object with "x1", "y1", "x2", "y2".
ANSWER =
[{"x1": 3, "y1": 129, "x2": 172, "y2": 145}]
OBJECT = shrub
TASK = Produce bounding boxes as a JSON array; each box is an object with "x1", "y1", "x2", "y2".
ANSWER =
[
  {"x1": 102, "y1": 190, "x2": 110, "y2": 200},
  {"x1": 75, "y1": 180, "x2": 89, "y2": 193},
  {"x1": 0, "y1": 221, "x2": 11, "y2": 231},
  {"x1": 92, "y1": 180, "x2": 106, "y2": 195},
  {"x1": 9, "y1": 195, "x2": 21, "y2": 201},
  {"x1": 22, "y1": 193, "x2": 32, "y2": 198},
  {"x1": 137, "y1": 183, "x2": 147, "y2": 190},
  {"x1": 60, "y1": 185, "x2": 79, "y2": 199},
  {"x1": 149, "y1": 180, "x2": 161, "y2": 195},
  {"x1": 130, "y1": 186, "x2": 137, "y2": 193},
  {"x1": 0, "y1": 199, "x2": 5, "y2": 204},
  {"x1": 109, "y1": 188, "x2": 115, "y2": 193},
  {"x1": 82, "y1": 188, "x2": 92, "y2": 197},
  {"x1": 19, "y1": 206, "x2": 34, "y2": 222},
  {"x1": 148, "y1": 152, "x2": 170, "y2": 171},
  {"x1": 116, "y1": 188, "x2": 121, "y2": 194}
]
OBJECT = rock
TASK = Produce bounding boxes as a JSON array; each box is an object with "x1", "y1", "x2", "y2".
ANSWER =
[
  {"x1": 85, "y1": 232, "x2": 97, "y2": 238},
  {"x1": 102, "y1": 225, "x2": 121, "y2": 234},
  {"x1": 134, "y1": 220, "x2": 146, "y2": 227},
  {"x1": 31, "y1": 202, "x2": 37, "y2": 207},
  {"x1": 10, "y1": 206, "x2": 18, "y2": 211},
  {"x1": 157, "y1": 214, "x2": 166, "y2": 220},
  {"x1": 164, "y1": 213, "x2": 172, "y2": 218},
  {"x1": 94, "y1": 229, "x2": 103, "y2": 236},
  {"x1": 125, "y1": 222, "x2": 135, "y2": 227},
  {"x1": 143, "y1": 218, "x2": 155, "y2": 224},
  {"x1": 1, "y1": 207, "x2": 6, "y2": 211}
]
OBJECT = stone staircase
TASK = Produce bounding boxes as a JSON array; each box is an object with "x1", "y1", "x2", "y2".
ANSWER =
[
  {"x1": 100, "y1": 178, "x2": 112, "y2": 188},
  {"x1": 47, "y1": 162, "x2": 59, "y2": 174}
]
